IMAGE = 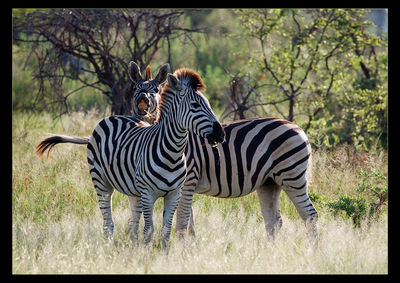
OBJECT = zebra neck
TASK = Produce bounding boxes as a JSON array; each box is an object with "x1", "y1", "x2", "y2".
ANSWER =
[
  {"x1": 153, "y1": 98, "x2": 188, "y2": 162},
  {"x1": 156, "y1": 113, "x2": 188, "y2": 157}
]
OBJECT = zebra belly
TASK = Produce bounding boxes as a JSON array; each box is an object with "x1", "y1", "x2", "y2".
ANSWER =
[
  {"x1": 194, "y1": 177, "x2": 258, "y2": 198},
  {"x1": 97, "y1": 156, "x2": 140, "y2": 196}
]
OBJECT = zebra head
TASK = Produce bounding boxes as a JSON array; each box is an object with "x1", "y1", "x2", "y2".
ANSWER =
[
  {"x1": 165, "y1": 69, "x2": 225, "y2": 147},
  {"x1": 128, "y1": 61, "x2": 170, "y2": 122}
]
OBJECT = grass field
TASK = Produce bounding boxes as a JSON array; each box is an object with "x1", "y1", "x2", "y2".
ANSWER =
[{"x1": 12, "y1": 110, "x2": 388, "y2": 274}]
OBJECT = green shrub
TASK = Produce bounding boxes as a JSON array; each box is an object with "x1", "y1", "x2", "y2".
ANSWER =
[
  {"x1": 327, "y1": 195, "x2": 368, "y2": 227},
  {"x1": 356, "y1": 169, "x2": 388, "y2": 218},
  {"x1": 315, "y1": 168, "x2": 388, "y2": 227}
]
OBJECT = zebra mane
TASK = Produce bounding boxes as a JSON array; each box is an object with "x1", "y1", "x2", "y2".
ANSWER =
[
  {"x1": 164, "y1": 68, "x2": 206, "y2": 92},
  {"x1": 156, "y1": 68, "x2": 206, "y2": 122}
]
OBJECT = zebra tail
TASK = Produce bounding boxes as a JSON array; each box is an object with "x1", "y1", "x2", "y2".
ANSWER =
[
  {"x1": 36, "y1": 135, "x2": 89, "y2": 160},
  {"x1": 306, "y1": 151, "x2": 313, "y2": 185}
]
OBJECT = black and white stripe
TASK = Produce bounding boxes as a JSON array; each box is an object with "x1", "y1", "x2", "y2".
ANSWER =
[
  {"x1": 36, "y1": 66, "x2": 225, "y2": 249},
  {"x1": 175, "y1": 118, "x2": 318, "y2": 238}
]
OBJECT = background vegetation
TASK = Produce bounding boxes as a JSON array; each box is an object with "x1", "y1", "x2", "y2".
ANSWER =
[
  {"x1": 12, "y1": 8, "x2": 388, "y2": 274},
  {"x1": 13, "y1": 8, "x2": 388, "y2": 150}
]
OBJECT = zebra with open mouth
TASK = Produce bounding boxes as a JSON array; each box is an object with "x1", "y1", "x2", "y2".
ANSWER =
[{"x1": 130, "y1": 63, "x2": 169, "y2": 125}]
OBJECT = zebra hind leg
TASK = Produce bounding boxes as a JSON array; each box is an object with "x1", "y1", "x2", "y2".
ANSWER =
[
  {"x1": 256, "y1": 181, "x2": 283, "y2": 240},
  {"x1": 88, "y1": 147, "x2": 115, "y2": 240},
  {"x1": 96, "y1": 190, "x2": 115, "y2": 240},
  {"x1": 175, "y1": 184, "x2": 196, "y2": 239},
  {"x1": 282, "y1": 181, "x2": 318, "y2": 241}
]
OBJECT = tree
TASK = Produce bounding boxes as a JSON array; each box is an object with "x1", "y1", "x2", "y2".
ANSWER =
[
  {"x1": 233, "y1": 8, "x2": 387, "y2": 149},
  {"x1": 13, "y1": 9, "x2": 203, "y2": 116}
]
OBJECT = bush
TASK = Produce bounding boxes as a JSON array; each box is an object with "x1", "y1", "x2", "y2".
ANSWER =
[
  {"x1": 327, "y1": 195, "x2": 368, "y2": 227},
  {"x1": 356, "y1": 169, "x2": 388, "y2": 217},
  {"x1": 313, "y1": 168, "x2": 387, "y2": 227}
]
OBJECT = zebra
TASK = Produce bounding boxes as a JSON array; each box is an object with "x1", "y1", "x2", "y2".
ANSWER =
[
  {"x1": 175, "y1": 118, "x2": 318, "y2": 239},
  {"x1": 36, "y1": 65, "x2": 225, "y2": 249},
  {"x1": 129, "y1": 62, "x2": 168, "y2": 124},
  {"x1": 129, "y1": 69, "x2": 318, "y2": 240}
]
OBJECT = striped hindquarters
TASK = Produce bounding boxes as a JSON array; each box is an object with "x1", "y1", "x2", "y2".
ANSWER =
[{"x1": 86, "y1": 116, "x2": 144, "y2": 196}]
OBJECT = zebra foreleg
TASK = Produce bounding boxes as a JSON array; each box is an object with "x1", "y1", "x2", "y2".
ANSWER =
[
  {"x1": 96, "y1": 191, "x2": 114, "y2": 240},
  {"x1": 127, "y1": 195, "x2": 142, "y2": 244},
  {"x1": 175, "y1": 185, "x2": 196, "y2": 239},
  {"x1": 162, "y1": 188, "x2": 182, "y2": 250},
  {"x1": 141, "y1": 191, "x2": 156, "y2": 246},
  {"x1": 256, "y1": 183, "x2": 283, "y2": 240}
]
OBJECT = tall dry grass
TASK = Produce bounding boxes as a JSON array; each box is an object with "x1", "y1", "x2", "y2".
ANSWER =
[
  {"x1": 12, "y1": 111, "x2": 388, "y2": 274},
  {"x1": 12, "y1": 206, "x2": 387, "y2": 274}
]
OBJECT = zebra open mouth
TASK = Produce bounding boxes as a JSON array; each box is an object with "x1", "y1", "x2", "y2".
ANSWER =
[{"x1": 137, "y1": 98, "x2": 149, "y2": 115}]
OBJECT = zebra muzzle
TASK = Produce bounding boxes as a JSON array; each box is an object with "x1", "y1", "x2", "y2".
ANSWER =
[
  {"x1": 137, "y1": 98, "x2": 149, "y2": 115},
  {"x1": 205, "y1": 122, "x2": 225, "y2": 147}
]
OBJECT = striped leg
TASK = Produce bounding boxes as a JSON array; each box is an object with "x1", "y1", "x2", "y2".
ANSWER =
[
  {"x1": 141, "y1": 190, "x2": 156, "y2": 245},
  {"x1": 162, "y1": 188, "x2": 182, "y2": 250},
  {"x1": 97, "y1": 191, "x2": 114, "y2": 239},
  {"x1": 128, "y1": 195, "x2": 142, "y2": 243},
  {"x1": 175, "y1": 184, "x2": 196, "y2": 239},
  {"x1": 88, "y1": 144, "x2": 115, "y2": 239},
  {"x1": 257, "y1": 183, "x2": 283, "y2": 239},
  {"x1": 282, "y1": 182, "x2": 318, "y2": 239},
  {"x1": 187, "y1": 208, "x2": 196, "y2": 237}
]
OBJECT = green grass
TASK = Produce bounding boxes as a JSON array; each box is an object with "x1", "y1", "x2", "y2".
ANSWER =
[{"x1": 12, "y1": 110, "x2": 388, "y2": 274}]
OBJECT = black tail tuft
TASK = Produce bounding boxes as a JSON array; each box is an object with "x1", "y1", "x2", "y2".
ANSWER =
[
  {"x1": 35, "y1": 136, "x2": 64, "y2": 159},
  {"x1": 35, "y1": 135, "x2": 89, "y2": 160}
]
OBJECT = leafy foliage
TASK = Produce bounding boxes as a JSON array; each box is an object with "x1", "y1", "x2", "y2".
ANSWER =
[
  {"x1": 234, "y1": 8, "x2": 387, "y2": 150},
  {"x1": 327, "y1": 195, "x2": 368, "y2": 228},
  {"x1": 12, "y1": 8, "x2": 387, "y2": 150},
  {"x1": 310, "y1": 168, "x2": 387, "y2": 227}
]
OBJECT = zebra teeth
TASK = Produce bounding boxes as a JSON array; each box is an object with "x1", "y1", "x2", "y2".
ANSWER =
[{"x1": 137, "y1": 99, "x2": 149, "y2": 115}]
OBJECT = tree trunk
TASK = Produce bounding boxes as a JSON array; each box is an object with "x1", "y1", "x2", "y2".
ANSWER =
[
  {"x1": 111, "y1": 81, "x2": 134, "y2": 115},
  {"x1": 288, "y1": 94, "x2": 295, "y2": 122}
]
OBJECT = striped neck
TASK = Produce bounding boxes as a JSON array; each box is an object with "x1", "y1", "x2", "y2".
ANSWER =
[{"x1": 152, "y1": 90, "x2": 188, "y2": 163}]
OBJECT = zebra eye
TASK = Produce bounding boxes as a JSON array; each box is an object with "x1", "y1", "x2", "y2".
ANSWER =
[
  {"x1": 149, "y1": 87, "x2": 158, "y2": 94},
  {"x1": 191, "y1": 102, "x2": 200, "y2": 109}
]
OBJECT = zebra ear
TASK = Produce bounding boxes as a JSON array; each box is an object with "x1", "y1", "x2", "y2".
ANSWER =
[
  {"x1": 167, "y1": 73, "x2": 183, "y2": 92},
  {"x1": 145, "y1": 65, "x2": 152, "y2": 81},
  {"x1": 154, "y1": 63, "x2": 170, "y2": 85},
  {"x1": 128, "y1": 61, "x2": 142, "y2": 84}
]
